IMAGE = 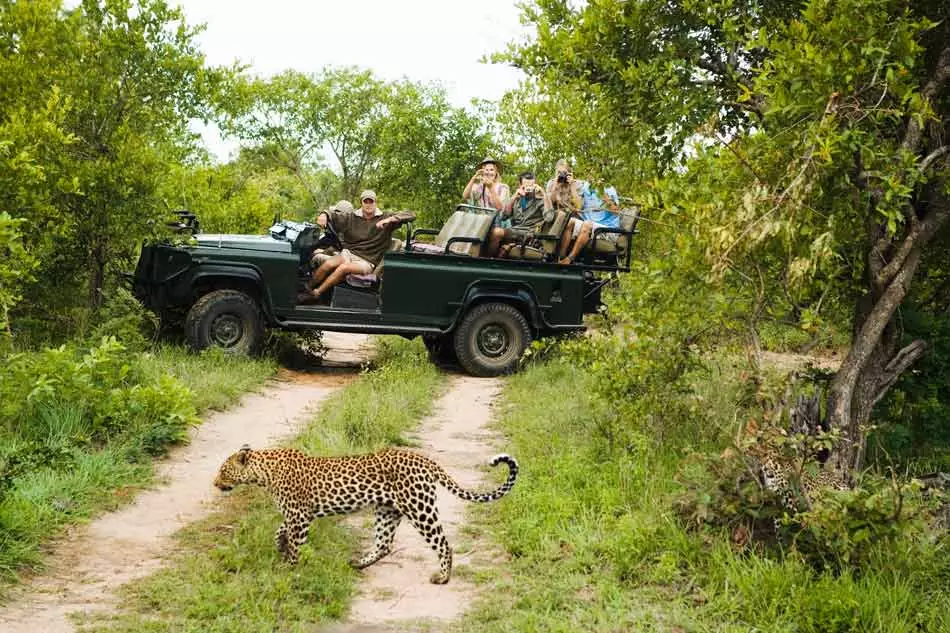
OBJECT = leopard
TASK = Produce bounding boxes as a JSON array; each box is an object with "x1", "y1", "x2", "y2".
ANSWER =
[
  {"x1": 743, "y1": 417, "x2": 849, "y2": 531},
  {"x1": 758, "y1": 449, "x2": 849, "y2": 512},
  {"x1": 213, "y1": 445, "x2": 518, "y2": 584}
]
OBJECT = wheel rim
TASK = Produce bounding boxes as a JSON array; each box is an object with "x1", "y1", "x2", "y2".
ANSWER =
[
  {"x1": 210, "y1": 314, "x2": 244, "y2": 348},
  {"x1": 476, "y1": 323, "x2": 511, "y2": 358}
]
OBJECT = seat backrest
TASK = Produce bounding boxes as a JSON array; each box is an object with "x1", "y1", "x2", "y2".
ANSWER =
[
  {"x1": 614, "y1": 207, "x2": 641, "y2": 253},
  {"x1": 537, "y1": 210, "x2": 568, "y2": 256},
  {"x1": 434, "y1": 210, "x2": 495, "y2": 256}
]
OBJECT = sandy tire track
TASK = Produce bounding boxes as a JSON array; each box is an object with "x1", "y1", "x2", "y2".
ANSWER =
[
  {"x1": 328, "y1": 374, "x2": 506, "y2": 633},
  {"x1": 0, "y1": 332, "x2": 370, "y2": 633}
]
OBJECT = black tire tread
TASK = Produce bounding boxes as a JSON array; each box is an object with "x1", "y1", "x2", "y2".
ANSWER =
[
  {"x1": 185, "y1": 289, "x2": 264, "y2": 355},
  {"x1": 453, "y1": 302, "x2": 531, "y2": 377}
]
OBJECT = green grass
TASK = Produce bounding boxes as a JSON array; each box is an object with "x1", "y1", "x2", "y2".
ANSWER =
[
  {"x1": 461, "y1": 357, "x2": 950, "y2": 633},
  {"x1": 82, "y1": 337, "x2": 444, "y2": 633},
  {"x1": 143, "y1": 345, "x2": 278, "y2": 414},
  {"x1": 0, "y1": 343, "x2": 277, "y2": 598}
]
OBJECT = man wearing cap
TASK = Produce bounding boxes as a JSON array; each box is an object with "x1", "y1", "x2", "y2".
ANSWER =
[
  {"x1": 462, "y1": 157, "x2": 509, "y2": 211},
  {"x1": 299, "y1": 190, "x2": 415, "y2": 303}
]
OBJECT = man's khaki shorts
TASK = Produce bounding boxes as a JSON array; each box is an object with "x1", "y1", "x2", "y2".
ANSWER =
[
  {"x1": 573, "y1": 219, "x2": 619, "y2": 242},
  {"x1": 340, "y1": 249, "x2": 374, "y2": 274}
]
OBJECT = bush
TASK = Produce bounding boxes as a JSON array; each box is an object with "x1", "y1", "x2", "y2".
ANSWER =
[
  {"x1": 0, "y1": 337, "x2": 199, "y2": 505},
  {"x1": 675, "y1": 418, "x2": 943, "y2": 573},
  {"x1": 261, "y1": 329, "x2": 327, "y2": 368},
  {"x1": 88, "y1": 286, "x2": 159, "y2": 351}
]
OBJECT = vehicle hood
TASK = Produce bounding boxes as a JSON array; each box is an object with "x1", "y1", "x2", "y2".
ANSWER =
[{"x1": 194, "y1": 233, "x2": 292, "y2": 253}]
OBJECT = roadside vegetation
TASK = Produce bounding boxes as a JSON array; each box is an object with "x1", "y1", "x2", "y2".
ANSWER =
[
  {"x1": 465, "y1": 336, "x2": 950, "y2": 632},
  {"x1": 0, "y1": 336, "x2": 276, "y2": 597},
  {"x1": 457, "y1": 0, "x2": 950, "y2": 629},
  {"x1": 80, "y1": 337, "x2": 443, "y2": 633}
]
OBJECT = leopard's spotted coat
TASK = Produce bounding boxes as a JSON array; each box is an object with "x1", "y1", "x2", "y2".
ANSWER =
[{"x1": 213, "y1": 445, "x2": 518, "y2": 584}]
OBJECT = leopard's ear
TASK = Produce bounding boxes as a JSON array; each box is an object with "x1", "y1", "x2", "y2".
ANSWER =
[{"x1": 237, "y1": 444, "x2": 252, "y2": 464}]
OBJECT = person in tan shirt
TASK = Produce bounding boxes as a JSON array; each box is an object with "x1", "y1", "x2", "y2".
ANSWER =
[{"x1": 299, "y1": 190, "x2": 415, "y2": 303}]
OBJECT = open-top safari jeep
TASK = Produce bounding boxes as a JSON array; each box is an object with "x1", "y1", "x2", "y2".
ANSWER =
[{"x1": 132, "y1": 204, "x2": 640, "y2": 376}]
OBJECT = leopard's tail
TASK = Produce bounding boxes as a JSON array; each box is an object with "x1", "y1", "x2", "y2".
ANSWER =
[{"x1": 436, "y1": 454, "x2": 518, "y2": 502}]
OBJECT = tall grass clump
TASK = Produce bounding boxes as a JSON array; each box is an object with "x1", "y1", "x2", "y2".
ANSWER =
[
  {"x1": 295, "y1": 336, "x2": 443, "y2": 453},
  {"x1": 83, "y1": 336, "x2": 445, "y2": 633}
]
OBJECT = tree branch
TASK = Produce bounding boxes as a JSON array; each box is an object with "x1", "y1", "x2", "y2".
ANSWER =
[
  {"x1": 920, "y1": 146, "x2": 949, "y2": 173},
  {"x1": 901, "y1": 43, "x2": 950, "y2": 154},
  {"x1": 871, "y1": 339, "x2": 928, "y2": 408}
]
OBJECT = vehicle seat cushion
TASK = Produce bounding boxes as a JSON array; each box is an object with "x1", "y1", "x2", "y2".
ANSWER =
[
  {"x1": 588, "y1": 207, "x2": 640, "y2": 254},
  {"x1": 409, "y1": 242, "x2": 446, "y2": 254},
  {"x1": 504, "y1": 210, "x2": 567, "y2": 261},
  {"x1": 614, "y1": 207, "x2": 640, "y2": 252},
  {"x1": 538, "y1": 210, "x2": 568, "y2": 256},
  {"x1": 505, "y1": 244, "x2": 546, "y2": 260},
  {"x1": 345, "y1": 273, "x2": 378, "y2": 288}
]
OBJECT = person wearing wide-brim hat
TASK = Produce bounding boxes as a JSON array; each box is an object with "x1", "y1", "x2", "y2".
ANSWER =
[{"x1": 462, "y1": 157, "x2": 509, "y2": 212}]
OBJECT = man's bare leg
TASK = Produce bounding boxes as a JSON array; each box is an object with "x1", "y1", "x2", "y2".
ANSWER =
[
  {"x1": 311, "y1": 262, "x2": 367, "y2": 299},
  {"x1": 307, "y1": 255, "x2": 344, "y2": 290},
  {"x1": 560, "y1": 221, "x2": 592, "y2": 264},
  {"x1": 485, "y1": 227, "x2": 507, "y2": 258},
  {"x1": 559, "y1": 219, "x2": 578, "y2": 259}
]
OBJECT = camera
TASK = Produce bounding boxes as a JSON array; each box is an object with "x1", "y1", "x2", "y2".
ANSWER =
[{"x1": 556, "y1": 170, "x2": 570, "y2": 183}]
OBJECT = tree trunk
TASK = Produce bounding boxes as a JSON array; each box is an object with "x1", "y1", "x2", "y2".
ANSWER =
[
  {"x1": 827, "y1": 184, "x2": 948, "y2": 476},
  {"x1": 88, "y1": 242, "x2": 106, "y2": 310}
]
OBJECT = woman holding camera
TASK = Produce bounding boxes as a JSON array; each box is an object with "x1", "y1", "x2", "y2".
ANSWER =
[{"x1": 462, "y1": 157, "x2": 509, "y2": 211}]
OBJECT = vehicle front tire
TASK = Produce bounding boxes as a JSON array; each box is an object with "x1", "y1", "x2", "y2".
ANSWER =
[
  {"x1": 453, "y1": 302, "x2": 532, "y2": 377},
  {"x1": 185, "y1": 289, "x2": 264, "y2": 355}
]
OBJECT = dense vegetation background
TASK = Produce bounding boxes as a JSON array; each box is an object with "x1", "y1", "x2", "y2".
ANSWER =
[{"x1": 2, "y1": 0, "x2": 950, "y2": 629}]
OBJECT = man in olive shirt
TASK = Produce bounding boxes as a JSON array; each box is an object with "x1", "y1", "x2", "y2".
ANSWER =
[
  {"x1": 300, "y1": 190, "x2": 415, "y2": 303},
  {"x1": 484, "y1": 171, "x2": 555, "y2": 257}
]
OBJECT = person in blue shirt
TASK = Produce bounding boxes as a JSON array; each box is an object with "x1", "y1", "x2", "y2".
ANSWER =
[{"x1": 559, "y1": 182, "x2": 623, "y2": 264}]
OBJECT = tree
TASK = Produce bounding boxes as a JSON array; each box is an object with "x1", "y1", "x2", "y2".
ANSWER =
[
  {"x1": 505, "y1": 0, "x2": 950, "y2": 476},
  {"x1": 159, "y1": 154, "x2": 324, "y2": 234},
  {"x1": 0, "y1": 0, "x2": 234, "y2": 319},
  {"x1": 229, "y1": 67, "x2": 496, "y2": 224},
  {"x1": 497, "y1": 0, "x2": 804, "y2": 171}
]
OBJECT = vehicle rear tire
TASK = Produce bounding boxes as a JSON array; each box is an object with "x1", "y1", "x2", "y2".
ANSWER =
[
  {"x1": 453, "y1": 302, "x2": 532, "y2": 377},
  {"x1": 422, "y1": 334, "x2": 457, "y2": 367},
  {"x1": 185, "y1": 289, "x2": 264, "y2": 355}
]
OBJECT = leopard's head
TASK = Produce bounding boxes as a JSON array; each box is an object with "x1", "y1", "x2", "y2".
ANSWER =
[{"x1": 214, "y1": 445, "x2": 256, "y2": 491}]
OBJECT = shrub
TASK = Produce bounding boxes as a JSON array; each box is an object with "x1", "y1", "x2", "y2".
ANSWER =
[
  {"x1": 675, "y1": 419, "x2": 943, "y2": 573},
  {"x1": 88, "y1": 286, "x2": 159, "y2": 351},
  {"x1": 0, "y1": 337, "x2": 199, "y2": 504},
  {"x1": 262, "y1": 329, "x2": 327, "y2": 368}
]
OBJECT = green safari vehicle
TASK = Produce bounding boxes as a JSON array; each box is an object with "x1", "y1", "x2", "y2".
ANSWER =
[{"x1": 131, "y1": 205, "x2": 640, "y2": 376}]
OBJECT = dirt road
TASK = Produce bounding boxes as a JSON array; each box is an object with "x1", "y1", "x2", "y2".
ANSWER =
[
  {"x1": 0, "y1": 335, "x2": 507, "y2": 633},
  {"x1": 0, "y1": 332, "x2": 370, "y2": 633}
]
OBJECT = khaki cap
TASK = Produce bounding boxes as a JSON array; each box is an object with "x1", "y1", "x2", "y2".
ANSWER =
[{"x1": 360, "y1": 190, "x2": 377, "y2": 202}]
